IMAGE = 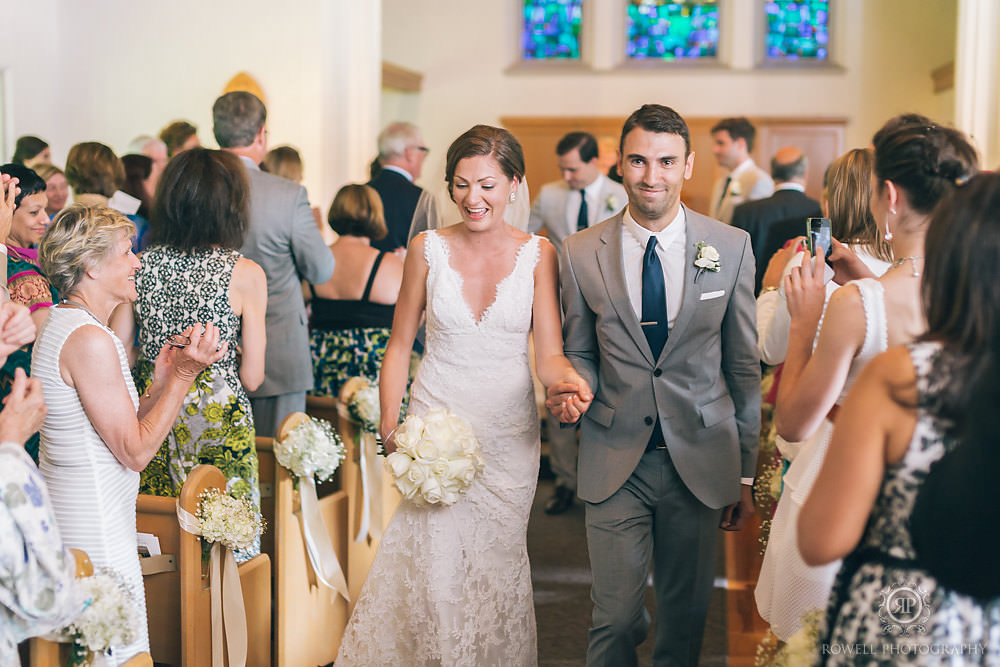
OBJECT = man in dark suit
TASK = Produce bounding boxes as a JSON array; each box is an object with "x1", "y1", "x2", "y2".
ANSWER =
[
  {"x1": 731, "y1": 146, "x2": 821, "y2": 292},
  {"x1": 369, "y1": 122, "x2": 430, "y2": 254},
  {"x1": 213, "y1": 91, "x2": 335, "y2": 437}
]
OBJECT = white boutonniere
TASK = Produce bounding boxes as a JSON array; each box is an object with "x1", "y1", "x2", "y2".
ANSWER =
[
  {"x1": 605, "y1": 194, "x2": 619, "y2": 212},
  {"x1": 694, "y1": 241, "x2": 721, "y2": 276},
  {"x1": 727, "y1": 180, "x2": 742, "y2": 198}
]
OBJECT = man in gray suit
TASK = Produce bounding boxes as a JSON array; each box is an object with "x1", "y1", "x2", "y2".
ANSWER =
[
  {"x1": 550, "y1": 104, "x2": 760, "y2": 666},
  {"x1": 528, "y1": 131, "x2": 626, "y2": 514},
  {"x1": 213, "y1": 91, "x2": 335, "y2": 437}
]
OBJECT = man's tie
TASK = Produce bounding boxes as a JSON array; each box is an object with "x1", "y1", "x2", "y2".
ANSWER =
[
  {"x1": 576, "y1": 190, "x2": 589, "y2": 232},
  {"x1": 716, "y1": 176, "x2": 731, "y2": 213},
  {"x1": 641, "y1": 236, "x2": 668, "y2": 358}
]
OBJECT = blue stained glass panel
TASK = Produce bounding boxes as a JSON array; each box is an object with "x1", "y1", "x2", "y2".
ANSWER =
[
  {"x1": 764, "y1": 0, "x2": 829, "y2": 61},
  {"x1": 522, "y1": 0, "x2": 583, "y2": 60},
  {"x1": 626, "y1": 1, "x2": 719, "y2": 61}
]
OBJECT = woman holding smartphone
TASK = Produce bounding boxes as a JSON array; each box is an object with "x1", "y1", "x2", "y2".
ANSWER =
[{"x1": 754, "y1": 115, "x2": 978, "y2": 640}]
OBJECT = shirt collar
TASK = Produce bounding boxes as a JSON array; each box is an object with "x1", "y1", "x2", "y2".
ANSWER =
[
  {"x1": 238, "y1": 155, "x2": 260, "y2": 171},
  {"x1": 623, "y1": 204, "x2": 686, "y2": 250},
  {"x1": 581, "y1": 173, "x2": 605, "y2": 197},
  {"x1": 776, "y1": 182, "x2": 805, "y2": 192},
  {"x1": 382, "y1": 164, "x2": 414, "y2": 182},
  {"x1": 729, "y1": 158, "x2": 754, "y2": 177}
]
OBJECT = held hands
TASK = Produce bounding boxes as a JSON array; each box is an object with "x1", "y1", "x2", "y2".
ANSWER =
[
  {"x1": 0, "y1": 303, "x2": 36, "y2": 361},
  {"x1": 155, "y1": 323, "x2": 228, "y2": 384},
  {"x1": 784, "y1": 249, "x2": 827, "y2": 334},
  {"x1": 0, "y1": 368, "x2": 47, "y2": 445},
  {"x1": 720, "y1": 484, "x2": 755, "y2": 531},
  {"x1": 545, "y1": 371, "x2": 593, "y2": 424}
]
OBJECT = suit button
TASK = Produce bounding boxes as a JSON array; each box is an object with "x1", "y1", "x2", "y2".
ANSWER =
[
  {"x1": 644, "y1": 416, "x2": 653, "y2": 426},
  {"x1": 653, "y1": 368, "x2": 662, "y2": 377}
]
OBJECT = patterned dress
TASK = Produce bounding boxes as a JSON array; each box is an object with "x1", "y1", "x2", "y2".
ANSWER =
[
  {"x1": 1, "y1": 247, "x2": 59, "y2": 463},
  {"x1": 133, "y1": 246, "x2": 259, "y2": 560},
  {"x1": 821, "y1": 342, "x2": 1000, "y2": 665}
]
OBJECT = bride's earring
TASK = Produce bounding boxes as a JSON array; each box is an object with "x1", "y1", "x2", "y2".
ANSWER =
[
  {"x1": 884, "y1": 207, "x2": 896, "y2": 241},
  {"x1": 509, "y1": 191, "x2": 517, "y2": 203}
]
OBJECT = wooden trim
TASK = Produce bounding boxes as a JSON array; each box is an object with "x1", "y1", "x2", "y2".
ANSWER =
[
  {"x1": 932, "y1": 61, "x2": 954, "y2": 94},
  {"x1": 382, "y1": 61, "x2": 423, "y2": 92}
]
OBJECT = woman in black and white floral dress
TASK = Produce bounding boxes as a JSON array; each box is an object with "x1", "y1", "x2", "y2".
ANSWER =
[
  {"x1": 113, "y1": 149, "x2": 267, "y2": 559},
  {"x1": 800, "y1": 173, "x2": 1000, "y2": 665}
]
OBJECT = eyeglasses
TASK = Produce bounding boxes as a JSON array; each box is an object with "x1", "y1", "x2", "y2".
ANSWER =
[{"x1": 411, "y1": 145, "x2": 430, "y2": 154}]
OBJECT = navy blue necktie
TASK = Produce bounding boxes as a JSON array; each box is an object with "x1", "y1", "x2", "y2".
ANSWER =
[
  {"x1": 576, "y1": 190, "x2": 589, "y2": 232},
  {"x1": 641, "y1": 236, "x2": 668, "y2": 358},
  {"x1": 716, "y1": 176, "x2": 731, "y2": 212}
]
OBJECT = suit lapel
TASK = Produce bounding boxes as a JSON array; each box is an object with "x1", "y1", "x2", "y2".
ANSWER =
[
  {"x1": 596, "y1": 217, "x2": 655, "y2": 365},
  {"x1": 656, "y1": 206, "x2": 702, "y2": 361}
]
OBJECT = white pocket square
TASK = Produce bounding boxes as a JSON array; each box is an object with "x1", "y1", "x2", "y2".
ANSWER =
[{"x1": 699, "y1": 290, "x2": 725, "y2": 301}]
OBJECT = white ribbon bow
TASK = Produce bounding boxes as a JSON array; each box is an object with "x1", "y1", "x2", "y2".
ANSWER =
[
  {"x1": 337, "y1": 403, "x2": 385, "y2": 544},
  {"x1": 176, "y1": 503, "x2": 247, "y2": 667}
]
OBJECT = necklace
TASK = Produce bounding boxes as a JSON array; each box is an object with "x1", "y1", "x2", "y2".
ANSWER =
[
  {"x1": 60, "y1": 299, "x2": 104, "y2": 325},
  {"x1": 893, "y1": 255, "x2": 924, "y2": 278}
]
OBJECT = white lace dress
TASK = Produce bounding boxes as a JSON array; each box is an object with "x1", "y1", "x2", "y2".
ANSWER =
[
  {"x1": 755, "y1": 278, "x2": 887, "y2": 640},
  {"x1": 336, "y1": 230, "x2": 541, "y2": 666}
]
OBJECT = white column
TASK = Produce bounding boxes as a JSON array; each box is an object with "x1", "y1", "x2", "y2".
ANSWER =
[
  {"x1": 317, "y1": 0, "x2": 382, "y2": 207},
  {"x1": 954, "y1": 0, "x2": 1000, "y2": 168}
]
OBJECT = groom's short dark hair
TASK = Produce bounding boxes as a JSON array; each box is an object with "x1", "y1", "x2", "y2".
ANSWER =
[{"x1": 620, "y1": 104, "x2": 691, "y2": 156}]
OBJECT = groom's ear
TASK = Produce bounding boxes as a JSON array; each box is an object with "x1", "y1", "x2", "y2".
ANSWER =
[{"x1": 683, "y1": 151, "x2": 695, "y2": 180}]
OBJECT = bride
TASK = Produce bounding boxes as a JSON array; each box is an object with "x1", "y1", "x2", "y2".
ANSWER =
[{"x1": 335, "y1": 125, "x2": 591, "y2": 666}]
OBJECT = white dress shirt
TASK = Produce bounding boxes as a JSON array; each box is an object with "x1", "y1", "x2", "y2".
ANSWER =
[
  {"x1": 564, "y1": 174, "x2": 611, "y2": 236},
  {"x1": 621, "y1": 205, "x2": 686, "y2": 327}
]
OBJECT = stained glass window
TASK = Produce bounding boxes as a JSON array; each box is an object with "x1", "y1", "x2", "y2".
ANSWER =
[
  {"x1": 764, "y1": 0, "x2": 829, "y2": 61},
  {"x1": 522, "y1": 0, "x2": 583, "y2": 60},
  {"x1": 626, "y1": 1, "x2": 719, "y2": 61}
]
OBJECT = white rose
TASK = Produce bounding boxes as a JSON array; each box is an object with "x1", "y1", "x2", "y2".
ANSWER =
[
  {"x1": 422, "y1": 415, "x2": 459, "y2": 447},
  {"x1": 446, "y1": 458, "x2": 477, "y2": 485},
  {"x1": 430, "y1": 459, "x2": 451, "y2": 480},
  {"x1": 414, "y1": 438, "x2": 441, "y2": 461},
  {"x1": 701, "y1": 246, "x2": 720, "y2": 262},
  {"x1": 406, "y1": 461, "x2": 429, "y2": 485},
  {"x1": 395, "y1": 476, "x2": 420, "y2": 501},
  {"x1": 420, "y1": 476, "x2": 445, "y2": 504},
  {"x1": 385, "y1": 451, "x2": 412, "y2": 479},
  {"x1": 694, "y1": 257, "x2": 714, "y2": 269},
  {"x1": 441, "y1": 490, "x2": 460, "y2": 505}
]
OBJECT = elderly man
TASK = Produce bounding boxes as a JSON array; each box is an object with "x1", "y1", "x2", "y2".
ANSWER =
[
  {"x1": 213, "y1": 91, "x2": 334, "y2": 437},
  {"x1": 369, "y1": 122, "x2": 432, "y2": 254}
]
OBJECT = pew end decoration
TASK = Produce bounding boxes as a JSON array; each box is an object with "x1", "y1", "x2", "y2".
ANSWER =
[
  {"x1": 274, "y1": 412, "x2": 350, "y2": 601},
  {"x1": 385, "y1": 408, "x2": 484, "y2": 507},
  {"x1": 63, "y1": 568, "x2": 142, "y2": 666}
]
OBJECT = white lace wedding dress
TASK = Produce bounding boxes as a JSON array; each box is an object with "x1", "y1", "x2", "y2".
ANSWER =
[{"x1": 336, "y1": 230, "x2": 541, "y2": 666}]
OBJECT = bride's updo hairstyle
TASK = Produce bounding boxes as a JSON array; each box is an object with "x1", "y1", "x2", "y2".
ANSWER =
[
  {"x1": 872, "y1": 114, "x2": 978, "y2": 215},
  {"x1": 444, "y1": 125, "x2": 525, "y2": 202}
]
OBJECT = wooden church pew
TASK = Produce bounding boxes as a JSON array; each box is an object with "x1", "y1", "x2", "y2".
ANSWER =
[{"x1": 136, "y1": 464, "x2": 271, "y2": 666}]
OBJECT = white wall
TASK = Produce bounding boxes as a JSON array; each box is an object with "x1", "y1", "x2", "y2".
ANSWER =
[
  {"x1": 383, "y1": 0, "x2": 958, "y2": 205},
  {"x1": 0, "y1": 0, "x2": 379, "y2": 212}
]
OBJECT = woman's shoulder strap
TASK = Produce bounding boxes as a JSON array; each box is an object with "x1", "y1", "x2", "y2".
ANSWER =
[{"x1": 361, "y1": 251, "x2": 388, "y2": 303}]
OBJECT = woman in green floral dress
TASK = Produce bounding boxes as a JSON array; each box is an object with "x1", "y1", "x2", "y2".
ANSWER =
[{"x1": 113, "y1": 149, "x2": 267, "y2": 560}]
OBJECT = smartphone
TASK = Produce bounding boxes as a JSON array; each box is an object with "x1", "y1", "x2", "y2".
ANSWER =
[{"x1": 806, "y1": 217, "x2": 832, "y2": 258}]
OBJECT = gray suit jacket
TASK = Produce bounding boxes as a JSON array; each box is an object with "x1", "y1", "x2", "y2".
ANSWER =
[
  {"x1": 560, "y1": 207, "x2": 760, "y2": 508},
  {"x1": 528, "y1": 176, "x2": 626, "y2": 254},
  {"x1": 238, "y1": 158, "x2": 335, "y2": 397}
]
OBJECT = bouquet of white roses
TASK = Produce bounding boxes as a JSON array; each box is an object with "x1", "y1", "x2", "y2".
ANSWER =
[
  {"x1": 346, "y1": 379, "x2": 380, "y2": 434},
  {"x1": 385, "y1": 408, "x2": 484, "y2": 506},
  {"x1": 274, "y1": 415, "x2": 346, "y2": 483},
  {"x1": 65, "y1": 568, "x2": 140, "y2": 664},
  {"x1": 196, "y1": 488, "x2": 264, "y2": 552}
]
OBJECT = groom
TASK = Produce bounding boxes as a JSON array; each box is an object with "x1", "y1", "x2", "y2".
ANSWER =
[{"x1": 549, "y1": 104, "x2": 760, "y2": 667}]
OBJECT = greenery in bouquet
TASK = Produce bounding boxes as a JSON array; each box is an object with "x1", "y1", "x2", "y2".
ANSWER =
[
  {"x1": 274, "y1": 415, "x2": 346, "y2": 483},
  {"x1": 346, "y1": 379, "x2": 381, "y2": 434},
  {"x1": 385, "y1": 408, "x2": 485, "y2": 506},
  {"x1": 754, "y1": 608, "x2": 824, "y2": 667},
  {"x1": 65, "y1": 567, "x2": 140, "y2": 665},
  {"x1": 196, "y1": 488, "x2": 265, "y2": 552}
]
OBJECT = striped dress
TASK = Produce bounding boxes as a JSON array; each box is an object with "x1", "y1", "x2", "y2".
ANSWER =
[{"x1": 32, "y1": 306, "x2": 149, "y2": 664}]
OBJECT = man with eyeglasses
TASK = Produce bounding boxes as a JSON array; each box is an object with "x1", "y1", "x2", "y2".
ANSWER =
[{"x1": 369, "y1": 122, "x2": 432, "y2": 256}]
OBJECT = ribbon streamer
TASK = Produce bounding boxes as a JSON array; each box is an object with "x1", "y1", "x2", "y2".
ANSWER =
[
  {"x1": 177, "y1": 504, "x2": 248, "y2": 667},
  {"x1": 298, "y1": 476, "x2": 350, "y2": 601},
  {"x1": 337, "y1": 402, "x2": 385, "y2": 543}
]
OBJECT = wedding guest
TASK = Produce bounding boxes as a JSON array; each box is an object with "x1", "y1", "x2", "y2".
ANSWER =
[
  {"x1": 0, "y1": 164, "x2": 59, "y2": 462},
  {"x1": 120, "y1": 154, "x2": 154, "y2": 220},
  {"x1": 65, "y1": 141, "x2": 148, "y2": 252},
  {"x1": 115, "y1": 148, "x2": 267, "y2": 559},
  {"x1": 11, "y1": 136, "x2": 51, "y2": 169},
  {"x1": 757, "y1": 116, "x2": 977, "y2": 640},
  {"x1": 336, "y1": 125, "x2": 589, "y2": 665},
  {"x1": 32, "y1": 163, "x2": 70, "y2": 219},
  {"x1": 800, "y1": 172, "x2": 1000, "y2": 664},
  {"x1": 34, "y1": 204, "x2": 225, "y2": 664},
  {"x1": 159, "y1": 120, "x2": 200, "y2": 159},
  {"x1": 262, "y1": 145, "x2": 333, "y2": 244},
  {"x1": 1, "y1": 364, "x2": 81, "y2": 665},
  {"x1": 308, "y1": 184, "x2": 402, "y2": 397}
]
